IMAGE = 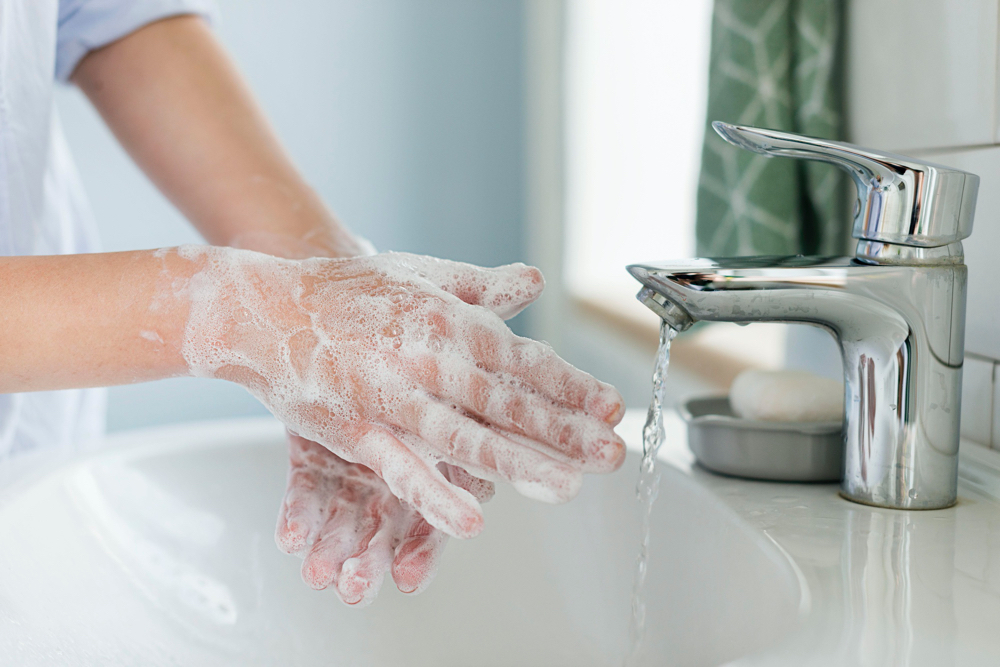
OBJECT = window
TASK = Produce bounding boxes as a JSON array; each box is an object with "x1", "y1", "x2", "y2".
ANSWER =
[
  {"x1": 562, "y1": 3, "x2": 802, "y2": 380},
  {"x1": 564, "y1": 0, "x2": 713, "y2": 313}
]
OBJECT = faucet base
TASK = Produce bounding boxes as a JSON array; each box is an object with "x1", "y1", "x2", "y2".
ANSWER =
[{"x1": 837, "y1": 490, "x2": 958, "y2": 512}]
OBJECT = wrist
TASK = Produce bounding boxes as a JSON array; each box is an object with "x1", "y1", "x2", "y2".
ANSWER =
[
  {"x1": 179, "y1": 245, "x2": 311, "y2": 399},
  {"x1": 224, "y1": 211, "x2": 376, "y2": 261}
]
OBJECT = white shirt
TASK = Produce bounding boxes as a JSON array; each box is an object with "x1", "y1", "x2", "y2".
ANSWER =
[{"x1": 0, "y1": 0, "x2": 214, "y2": 483}]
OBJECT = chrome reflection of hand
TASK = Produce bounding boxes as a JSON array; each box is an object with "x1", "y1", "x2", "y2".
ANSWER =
[{"x1": 276, "y1": 433, "x2": 494, "y2": 606}]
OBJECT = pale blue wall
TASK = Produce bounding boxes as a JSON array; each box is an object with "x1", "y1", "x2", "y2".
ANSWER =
[{"x1": 56, "y1": 0, "x2": 526, "y2": 431}]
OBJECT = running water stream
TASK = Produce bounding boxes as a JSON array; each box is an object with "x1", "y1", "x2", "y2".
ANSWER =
[{"x1": 624, "y1": 321, "x2": 678, "y2": 667}]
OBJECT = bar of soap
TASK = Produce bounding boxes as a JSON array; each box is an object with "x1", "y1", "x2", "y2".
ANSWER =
[{"x1": 729, "y1": 369, "x2": 843, "y2": 422}]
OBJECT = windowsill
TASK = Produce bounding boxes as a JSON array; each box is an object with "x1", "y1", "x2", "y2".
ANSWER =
[{"x1": 569, "y1": 292, "x2": 787, "y2": 390}]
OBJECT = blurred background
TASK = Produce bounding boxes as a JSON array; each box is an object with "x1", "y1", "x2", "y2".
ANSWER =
[{"x1": 55, "y1": 0, "x2": 1000, "y2": 446}]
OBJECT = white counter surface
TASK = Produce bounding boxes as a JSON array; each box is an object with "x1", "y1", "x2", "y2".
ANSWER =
[{"x1": 617, "y1": 409, "x2": 1000, "y2": 666}]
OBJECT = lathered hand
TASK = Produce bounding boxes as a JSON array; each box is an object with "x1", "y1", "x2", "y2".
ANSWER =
[
  {"x1": 181, "y1": 247, "x2": 626, "y2": 539},
  {"x1": 277, "y1": 433, "x2": 493, "y2": 606}
]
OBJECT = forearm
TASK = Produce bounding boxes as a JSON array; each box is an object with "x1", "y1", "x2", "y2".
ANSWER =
[
  {"x1": 0, "y1": 249, "x2": 199, "y2": 393},
  {"x1": 71, "y1": 15, "x2": 365, "y2": 260}
]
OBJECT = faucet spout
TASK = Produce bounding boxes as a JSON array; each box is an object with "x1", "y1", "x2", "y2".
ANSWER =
[{"x1": 628, "y1": 255, "x2": 967, "y2": 510}]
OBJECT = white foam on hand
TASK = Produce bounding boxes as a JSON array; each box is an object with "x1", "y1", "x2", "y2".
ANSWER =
[
  {"x1": 276, "y1": 434, "x2": 488, "y2": 606},
  {"x1": 178, "y1": 247, "x2": 626, "y2": 540}
]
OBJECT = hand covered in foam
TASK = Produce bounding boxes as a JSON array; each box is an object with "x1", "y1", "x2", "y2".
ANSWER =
[
  {"x1": 276, "y1": 433, "x2": 493, "y2": 606},
  {"x1": 181, "y1": 247, "x2": 626, "y2": 539}
]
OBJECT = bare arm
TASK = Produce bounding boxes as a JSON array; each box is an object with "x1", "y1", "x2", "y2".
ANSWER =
[
  {"x1": 0, "y1": 250, "x2": 195, "y2": 393},
  {"x1": 71, "y1": 15, "x2": 363, "y2": 259}
]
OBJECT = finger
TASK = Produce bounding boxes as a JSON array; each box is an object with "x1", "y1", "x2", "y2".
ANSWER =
[
  {"x1": 392, "y1": 513, "x2": 449, "y2": 595},
  {"x1": 300, "y1": 492, "x2": 394, "y2": 606},
  {"x1": 397, "y1": 397, "x2": 584, "y2": 504},
  {"x1": 342, "y1": 424, "x2": 485, "y2": 540},
  {"x1": 275, "y1": 467, "x2": 328, "y2": 555},
  {"x1": 286, "y1": 432, "x2": 347, "y2": 474},
  {"x1": 300, "y1": 500, "x2": 363, "y2": 592},
  {"x1": 436, "y1": 366, "x2": 626, "y2": 473},
  {"x1": 334, "y1": 501, "x2": 398, "y2": 607},
  {"x1": 441, "y1": 463, "x2": 495, "y2": 503},
  {"x1": 400, "y1": 254, "x2": 545, "y2": 319},
  {"x1": 462, "y1": 324, "x2": 625, "y2": 424}
]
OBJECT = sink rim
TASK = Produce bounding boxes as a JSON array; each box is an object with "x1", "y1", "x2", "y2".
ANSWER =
[
  {"x1": 7, "y1": 409, "x2": 1000, "y2": 665},
  {"x1": 0, "y1": 412, "x2": 805, "y2": 666}
]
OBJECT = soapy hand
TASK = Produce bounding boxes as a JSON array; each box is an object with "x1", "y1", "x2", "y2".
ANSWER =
[
  {"x1": 276, "y1": 433, "x2": 493, "y2": 606},
  {"x1": 181, "y1": 248, "x2": 626, "y2": 539}
]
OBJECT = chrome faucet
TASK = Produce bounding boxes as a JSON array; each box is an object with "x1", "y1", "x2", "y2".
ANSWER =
[{"x1": 630, "y1": 122, "x2": 979, "y2": 510}]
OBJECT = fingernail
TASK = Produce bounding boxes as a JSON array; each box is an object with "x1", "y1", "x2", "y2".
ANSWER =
[
  {"x1": 523, "y1": 266, "x2": 544, "y2": 287},
  {"x1": 590, "y1": 386, "x2": 626, "y2": 424},
  {"x1": 302, "y1": 559, "x2": 335, "y2": 590},
  {"x1": 455, "y1": 511, "x2": 484, "y2": 539},
  {"x1": 604, "y1": 400, "x2": 626, "y2": 424}
]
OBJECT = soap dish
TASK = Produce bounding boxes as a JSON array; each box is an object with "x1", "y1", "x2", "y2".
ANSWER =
[{"x1": 679, "y1": 397, "x2": 842, "y2": 482}]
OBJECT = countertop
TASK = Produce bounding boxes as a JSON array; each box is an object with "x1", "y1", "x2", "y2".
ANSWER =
[{"x1": 618, "y1": 408, "x2": 1000, "y2": 666}]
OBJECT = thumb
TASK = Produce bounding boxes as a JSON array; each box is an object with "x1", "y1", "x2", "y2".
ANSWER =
[
  {"x1": 402, "y1": 254, "x2": 546, "y2": 319},
  {"x1": 473, "y1": 263, "x2": 545, "y2": 319}
]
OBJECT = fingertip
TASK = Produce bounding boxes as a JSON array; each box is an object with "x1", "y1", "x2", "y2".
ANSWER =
[
  {"x1": 525, "y1": 264, "x2": 544, "y2": 286},
  {"x1": 581, "y1": 435, "x2": 627, "y2": 473},
  {"x1": 519, "y1": 264, "x2": 545, "y2": 292},
  {"x1": 336, "y1": 558, "x2": 383, "y2": 607},
  {"x1": 605, "y1": 397, "x2": 626, "y2": 425},
  {"x1": 452, "y1": 507, "x2": 484, "y2": 539},
  {"x1": 606, "y1": 439, "x2": 627, "y2": 471},
  {"x1": 511, "y1": 463, "x2": 583, "y2": 504},
  {"x1": 482, "y1": 264, "x2": 545, "y2": 319},
  {"x1": 590, "y1": 386, "x2": 626, "y2": 425},
  {"x1": 513, "y1": 264, "x2": 544, "y2": 292},
  {"x1": 392, "y1": 541, "x2": 441, "y2": 595},
  {"x1": 301, "y1": 554, "x2": 336, "y2": 591},
  {"x1": 275, "y1": 519, "x2": 310, "y2": 555}
]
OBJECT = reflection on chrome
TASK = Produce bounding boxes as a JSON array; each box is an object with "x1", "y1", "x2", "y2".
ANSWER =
[
  {"x1": 630, "y1": 122, "x2": 979, "y2": 510},
  {"x1": 843, "y1": 505, "x2": 957, "y2": 663}
]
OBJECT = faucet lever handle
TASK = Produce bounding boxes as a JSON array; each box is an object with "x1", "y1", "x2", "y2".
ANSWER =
[{"x1": 713, "y1": 121, "x2": 979, "y2": 248}]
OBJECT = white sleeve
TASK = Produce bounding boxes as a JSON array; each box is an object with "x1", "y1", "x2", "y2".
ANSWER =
[{"x1": 56, "y1": 0, "x2": 219, "y2": 83}]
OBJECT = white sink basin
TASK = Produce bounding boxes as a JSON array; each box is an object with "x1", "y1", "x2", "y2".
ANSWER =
[{"x1": 0, "y1": 414, "x2": 800, "y2": 666}]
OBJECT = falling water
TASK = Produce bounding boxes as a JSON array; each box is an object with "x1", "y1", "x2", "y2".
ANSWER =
[{"x1": 624, "y1": 321, "x2": 677, "y2": 667}]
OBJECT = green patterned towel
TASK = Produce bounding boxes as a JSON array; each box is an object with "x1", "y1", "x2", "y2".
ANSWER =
[{"x1": 696, "y1": 0, "x2": 847, "y2": 257}]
